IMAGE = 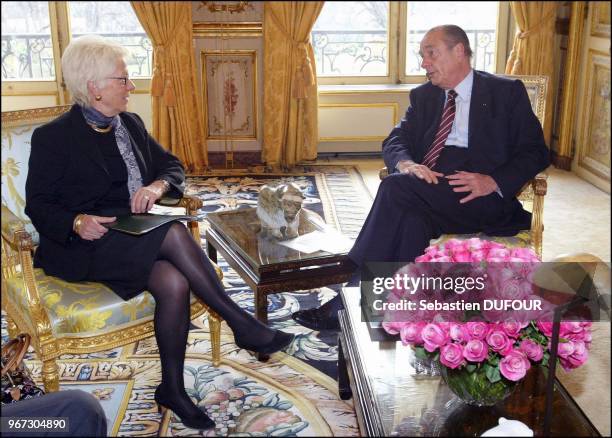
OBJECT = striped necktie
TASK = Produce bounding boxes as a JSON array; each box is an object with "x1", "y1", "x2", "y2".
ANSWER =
[{"x1": 422, "y1": 89, "x2": 458, "y2": 169}]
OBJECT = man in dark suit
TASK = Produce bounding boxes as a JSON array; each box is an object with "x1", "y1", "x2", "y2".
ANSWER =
[{"x1": 292, "y1": 24, "x2": 550, "y2": 330}]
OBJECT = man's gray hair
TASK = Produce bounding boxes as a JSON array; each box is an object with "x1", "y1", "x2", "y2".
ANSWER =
[
  {"x1": 61, "y1": 35, "x2": 129, "y2": 107},
  {"x1": 430, "y1": 25, "x2": 473, "y2": 59}
]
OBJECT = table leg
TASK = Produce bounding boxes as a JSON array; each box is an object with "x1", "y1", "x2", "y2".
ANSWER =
[
  {"x1": 207, "y1": 240, "x2": 217, "y2": 263},
  {"x1": 338, "y1": 334, "x2": 352, "y2": 400},
  {"x1": 255, "y1": 289, "x2": 270, "y2": 362}
]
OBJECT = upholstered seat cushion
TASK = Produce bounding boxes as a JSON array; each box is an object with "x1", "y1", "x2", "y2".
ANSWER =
[
  {"x1": 430, "y1": 229, "x2": 532, "y2": 249},
  {"x1": 4, "y1": 268, "x2": 200, "y2": 337}
]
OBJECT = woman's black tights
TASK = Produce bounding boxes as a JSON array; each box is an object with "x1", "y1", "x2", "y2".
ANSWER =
[{"x1": 146, "y1": 223, "x2": 276, "y2": 408}]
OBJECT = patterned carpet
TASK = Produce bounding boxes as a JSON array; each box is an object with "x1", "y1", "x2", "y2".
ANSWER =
[{"x1": 1, "y1": 165, "x2": 372, "y2": 437}]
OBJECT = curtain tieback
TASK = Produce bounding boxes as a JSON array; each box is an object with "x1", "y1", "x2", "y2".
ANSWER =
[
  {"x1": 269, "y1": 9, "x2": 314, "y2": 99},
  {"x1": 151, "y1": 44, "x2": 166, "y2": 97},
  {"x1": 518, "y1": 8, "x2": 556, "y2": 39}
]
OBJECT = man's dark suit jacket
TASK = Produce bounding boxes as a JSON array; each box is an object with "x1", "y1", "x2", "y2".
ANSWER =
[
  {"x1": 382, "y1": 70, "x2": 550, "y2": 235},
  {"x1": 25, "y1": 105, "x2": 185, "y2": 282}
]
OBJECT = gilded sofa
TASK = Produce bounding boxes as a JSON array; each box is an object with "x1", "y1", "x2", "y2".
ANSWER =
[
  {"x1": 379, "y1": 75, "x2": 549, "y2": 258},
  {"x1": 1, "y1": 105, "x2": 221, "y2": 392}
]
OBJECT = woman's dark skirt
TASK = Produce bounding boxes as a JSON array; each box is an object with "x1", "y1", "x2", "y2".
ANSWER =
[{"x1": 86, "y1": 221, "x2": 176, "y2": 300}]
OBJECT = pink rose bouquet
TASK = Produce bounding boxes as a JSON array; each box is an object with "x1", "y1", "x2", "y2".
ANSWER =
[{"x1": 382, "y1": 238, "x2": 592, "y2": 389}]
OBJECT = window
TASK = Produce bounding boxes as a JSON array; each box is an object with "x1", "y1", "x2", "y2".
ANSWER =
[
  {"x1": 1, "y1": 1, "x2": 151, "y2": 105},
  {"x1": 405, "y1": 2, "x2": 499, "y2": 76},
  {"x1": 1, "y1": 1, "x2": 55, "y2": 80},
  {"x1": 312, "y1": 1, "x2": 389, "y2": 77},
  {"x1": 68, "y1": 1, "x2": 152, "y2": 78},
  {"x1": 312, "y1": 1, "x2": 507, "y2": 85}
]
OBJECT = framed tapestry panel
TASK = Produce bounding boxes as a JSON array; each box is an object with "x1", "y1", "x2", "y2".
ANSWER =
[
  {"x1": 577, "y1": 49, "x2": 610, "y2": 182},
  {"x1": 201, "y1": 50, "x2": 258, "y2": 140}
]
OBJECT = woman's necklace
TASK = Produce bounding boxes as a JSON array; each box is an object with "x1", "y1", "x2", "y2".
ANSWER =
[{"x1": 88, "y1": 123, "x2": 113, "y2": 133}]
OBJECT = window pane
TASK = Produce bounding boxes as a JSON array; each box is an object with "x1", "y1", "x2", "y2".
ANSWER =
[
  {"x1": 1, "y1": 1, "x2": 55, "y2": 80},
  {"x1": 406, "y1": 2, "x2": 498, "y2": 75},
  {"x1": 312, "y1": 1, "x2": 389, "y2": 77},
  {"x1": 68, "y1": 1, "x2": 152, "y2": 78}
]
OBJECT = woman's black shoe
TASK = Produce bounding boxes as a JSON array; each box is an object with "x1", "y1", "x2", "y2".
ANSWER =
[
  {"x1": 235, "y1": 330, "x2": 294, "y2": 354},
  {"x1": 154, "y1": 386, "x2": 215, "y2": 430}
]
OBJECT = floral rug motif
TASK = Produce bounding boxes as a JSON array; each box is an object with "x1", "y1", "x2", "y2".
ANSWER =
[{"x1": 1, "y1": 165, "x2": 371, "y2": 436}]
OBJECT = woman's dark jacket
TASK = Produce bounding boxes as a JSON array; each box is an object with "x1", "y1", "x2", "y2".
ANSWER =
[{"x1": 25, "y1": 105, "x2": 185, "y2": 281}]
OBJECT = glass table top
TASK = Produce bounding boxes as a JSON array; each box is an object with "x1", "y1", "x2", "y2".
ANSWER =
[
  {"x1": 206, "y1": 207, "x2": 350, "y2": 271},
  {"x1": 339, "y1": 287, "x2": 600, "y2": 436}
]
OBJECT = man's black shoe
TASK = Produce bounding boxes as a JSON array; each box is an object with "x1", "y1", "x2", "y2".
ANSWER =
[
  {"x1": 292, "y1": 307, "x2": 340, "y2": 331},
  {"x1": 291, "y1": 295, "x2": 343, "y2": 331}
]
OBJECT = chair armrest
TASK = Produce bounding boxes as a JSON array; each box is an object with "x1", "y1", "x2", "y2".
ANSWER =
[
  {"x1": 157, "y1": 195, "x2": 203, "y2": 216},
  {"x1": 1, "y1": 205, "x2": 35, "y2": 252},
  {"x1": 528, "y1": 171, "x2": 547, "y2": 259}
]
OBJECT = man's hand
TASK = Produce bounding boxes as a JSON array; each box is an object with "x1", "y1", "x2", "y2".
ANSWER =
[
  {"x1": 77, "y1": 215, "x2": 116, "y2": 241},
  {"x1": 446, "y1": 171, "x2": 499, "y2": 204},
  {"x1": 131, "y1": 182, "x2": 166, "y2": 213},
  {"x1": 396, "y1": 160, "x2": 444, "y2": 184}
]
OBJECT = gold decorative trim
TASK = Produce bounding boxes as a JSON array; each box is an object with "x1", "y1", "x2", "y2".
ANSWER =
[
  {"x1": 590, "y1": 1, "x2": 611, "y2": 38},
  {"x1": 558, "y1": 2, "x2": 587, "y2": 159},
  {"x1": 201, "y1": 50, "x2": 258, "y2": 141},
  {"x1": 499, "y1": 75, "x2": 548, "y2": 126},
  {"x1": 198, "y1": 1, "x2": 253, "y2": 14},
  {"x1": 318, "y1": 102, "x2": 399, "y2": 142},
  {"x1": 319, "y1": 88, "x2": 414, "y2": 95},
  {"x1": 1, "y1": 105, "x2": 71, "y2": 127},
  {"x1": 193, "y1": 21, "x2": 262, "y2": 38}
]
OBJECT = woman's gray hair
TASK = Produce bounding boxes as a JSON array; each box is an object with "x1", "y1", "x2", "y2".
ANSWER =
[{"x1": 61, "y1": 35, "x2": 129, "y2": 107}]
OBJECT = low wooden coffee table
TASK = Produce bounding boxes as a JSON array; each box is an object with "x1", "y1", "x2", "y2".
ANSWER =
[
  {"x1": 206, "y1": 207, "x2": 354, "y2": 359},
  {"x1": 337, "y1": 286, "x2": 600, "y2": 436}
]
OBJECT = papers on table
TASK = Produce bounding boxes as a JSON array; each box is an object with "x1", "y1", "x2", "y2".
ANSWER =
[{"x1": 277, "y1": 229, "x2": 354, "y2": 254}]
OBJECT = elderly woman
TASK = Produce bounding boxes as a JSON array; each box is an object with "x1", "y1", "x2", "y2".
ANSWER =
[{"x1": 25, "y1": 35, "x2": 292, "y2": 431}]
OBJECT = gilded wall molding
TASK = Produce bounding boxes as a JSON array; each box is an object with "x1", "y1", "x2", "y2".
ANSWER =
[
  {"x1": 557, "y1": 1, "x2": 586, "y2": 164},
  {"x1": 193, "y1": 21, "x2": 262, "y2": 38},
  {"x1": 318, "y1": 103, "x2": 399, "y2": 142},
  {"x1": 198, "y1": 1, "x2": 253, "y2": 14}
]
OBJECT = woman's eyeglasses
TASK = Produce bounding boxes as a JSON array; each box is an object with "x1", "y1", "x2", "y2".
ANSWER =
[{"x1": 107, "y1": 76, "x2": 130, "y2": 86}]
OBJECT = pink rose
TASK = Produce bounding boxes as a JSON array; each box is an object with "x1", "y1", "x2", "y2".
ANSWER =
[
  {"x1": 399, "y1": 323, "x2": 425, "y2": 346},
  {"x1": 421, "y1": 323, "x2": 449, "y2": 352},
  {"x1": 440, "y1": 343, "x2": 465, "y2": 369},
  {"x1": 415, "y1": 253, "x2": 432, "y2": 262},
  {"x1": 560, "y1": 321, "x2": 584, "y2": 336},
  {"x1": 554, "y1": 340, "x2": 576, "y2": 358},
  {"x1": 487, "y1": 248, "x2": 511, "y2": 260},
  {"x1": 499, "y1": 350, "x2": 531, "y2": 381},
  {"x1": 449, "y1": 323, "x2": 471, "y2": 343},
  {"x1": 452, "y1": 250, "x2": 473, "y2": 262},
  {"x1": 519, "y1": 339, "x2": 544, "y2": 362},
  {"x1": 537, "y1": 321, "x2": 554, "y2": 337},
  {"x1": 463, "y1": 339, "x2": 489, "y2": 362},
  {"x1": 486, "y1": 330, "x2": 514, "y2": 356},
  {"x1": 501, "y1": 319, "x2": 528, "y2": 338},
  {"x1": 382, "y1": 321, "x2": 404, "y2": 335},
  {"x1": 466, "y1": 321, "x2": 489, "y2": 340},
  {"x1": 566, "y1": 341, "x2": 589, "y2": 368}
]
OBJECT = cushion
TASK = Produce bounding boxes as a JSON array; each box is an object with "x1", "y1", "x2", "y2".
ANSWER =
[{"x1": 4, "y1": 268, "x2": 200, "y2": 337}]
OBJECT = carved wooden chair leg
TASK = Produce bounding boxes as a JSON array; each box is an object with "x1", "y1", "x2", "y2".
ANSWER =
[
  {"x1": 208, "y1": 311, "x2": 222, "y2": 367},
  {"x1": 42, "y1": 357, "x2": 60, "y2": 392}
]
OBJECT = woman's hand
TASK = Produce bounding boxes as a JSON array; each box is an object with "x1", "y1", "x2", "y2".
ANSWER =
[
  {"x1": 76, "y1": 215, "x2": 116, "y2": 241},
  {"x1": 131, "y1": 181, "x2": 166, "y2": 213}
]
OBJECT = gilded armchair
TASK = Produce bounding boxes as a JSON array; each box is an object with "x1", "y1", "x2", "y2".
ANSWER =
[
  {"x1": 1, "y1": 106, "x2": 221, "y2": 392},
  {"x1": 379, "y1": 75, "x2": 549, "y2": 258}
]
